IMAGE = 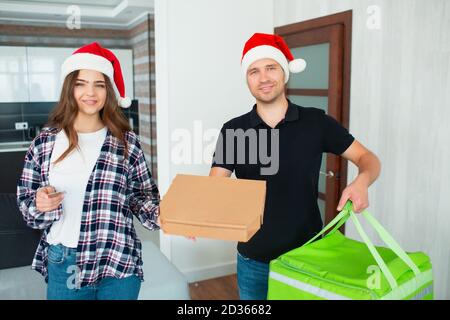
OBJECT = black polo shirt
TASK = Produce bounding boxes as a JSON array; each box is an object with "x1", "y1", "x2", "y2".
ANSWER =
[{"x1": 211, "y1": 99, "x2": 355, "y2": 263}]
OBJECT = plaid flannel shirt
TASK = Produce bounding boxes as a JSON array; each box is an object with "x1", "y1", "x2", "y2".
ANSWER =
[{"x1": 17, "y1": 127, "x2": 160, "y2": 288}]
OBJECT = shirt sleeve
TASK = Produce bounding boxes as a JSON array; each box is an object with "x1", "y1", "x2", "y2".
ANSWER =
[
  {"x1": 211, "y1": 124, "x2": 235, "y2": 173},
  {"x1": 17, "y1": 138, "x2": 63, "y2": 230},
  {"x1": 127, "y1": 138, "x2": 160, "y2": 231},
  {"x1": 321, "y1": 111, "x2": 355, "y2": 155}
]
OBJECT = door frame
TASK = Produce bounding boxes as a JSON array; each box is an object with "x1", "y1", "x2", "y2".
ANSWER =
[{"x1": 275, "y1": 10, "x2": 353, "y2": 230}]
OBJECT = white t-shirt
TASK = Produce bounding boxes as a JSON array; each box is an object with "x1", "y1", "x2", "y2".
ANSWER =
[{"x1": 47, "y1": 127, "x2": 107, "y2": 248}]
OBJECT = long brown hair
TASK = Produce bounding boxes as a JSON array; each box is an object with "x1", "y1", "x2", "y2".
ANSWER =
[{"x1": 47, "y1": 70, "x2": 131, "y2": 164}]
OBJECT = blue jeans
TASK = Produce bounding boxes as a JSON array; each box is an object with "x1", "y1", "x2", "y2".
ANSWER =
[
  {"x1": 237, "y1": 252, "x2": 270, "y2": 300},
  {"x1": 46, "y1": 244, "x2": 141, "y2": 300}
]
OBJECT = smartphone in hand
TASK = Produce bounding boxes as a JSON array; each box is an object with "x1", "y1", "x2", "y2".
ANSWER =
[{"x1": 48, "y1": 191, "x2": 66, "y2": 198}]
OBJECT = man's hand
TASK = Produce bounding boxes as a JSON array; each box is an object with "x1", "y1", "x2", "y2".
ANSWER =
[
  {"x1": 36, "y1": 186, "x2": 64, "y2": 212},
  {"x1": 338, "y1": 140, "x2": 381, "y2": 214},
  {"x1": 337, "y1": 174, "x2": 369, "y2": 213}
]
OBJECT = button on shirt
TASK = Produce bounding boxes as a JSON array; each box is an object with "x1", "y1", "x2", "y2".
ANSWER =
[{"x1": 212, "y1": 100, "x2": 355, "y2": 263}]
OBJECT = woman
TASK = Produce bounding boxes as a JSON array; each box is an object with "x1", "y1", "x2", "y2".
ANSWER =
[{"x1": 17, "y1": 42, "x2": 160, "y2": 300}]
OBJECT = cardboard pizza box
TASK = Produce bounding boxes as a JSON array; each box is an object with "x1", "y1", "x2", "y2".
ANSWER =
[{"x1": 160, "y1": 174, "x2": 266, "y2": 242}]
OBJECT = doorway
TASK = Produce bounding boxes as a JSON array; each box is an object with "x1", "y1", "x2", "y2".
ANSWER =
[{"x1": 275, "y1": 10, "x2": 353, "y2": 229}]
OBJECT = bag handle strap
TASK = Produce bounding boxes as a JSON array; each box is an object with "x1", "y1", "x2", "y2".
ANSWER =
[
  {"x1": 360, "y1": 210, "x2": 421, "y2": 276},
  {"x1": 349, "y1": 211, "x2": 398, "y2": 289},
  {"x1": 302, "y1": 201, "x2": 421, "y2": 290},
  {"x1": 302, "y1": 202, "x2": 351, "y2": 247}
]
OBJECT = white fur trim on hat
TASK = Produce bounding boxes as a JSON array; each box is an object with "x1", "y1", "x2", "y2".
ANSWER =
[
  {"x1": 241, "y1": 45, "x2": 290, "y2": 83},
  {"x1": 60, "y1": 53, "x2": 114, "y2": 81}
]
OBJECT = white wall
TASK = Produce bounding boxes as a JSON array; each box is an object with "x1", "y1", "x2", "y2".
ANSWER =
[
  {"x1": 275, "y1": 0, "x2": 450, "y2": 299},
  {"x1": 155, "y1": 0, "x2": 274, "y2": 282}
]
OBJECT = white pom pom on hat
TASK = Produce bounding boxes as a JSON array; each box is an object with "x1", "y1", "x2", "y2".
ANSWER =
[
  {"x1": 118, "y1": 96, "x2": 132, "y2": 108},
  {"x1": 289, "y1": 58, "x2": 307, "y2": 73}
]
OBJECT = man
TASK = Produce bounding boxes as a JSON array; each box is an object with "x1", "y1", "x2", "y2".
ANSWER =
[{"x1": 209, "y1": 33, "x2": 381, "y2": 300}]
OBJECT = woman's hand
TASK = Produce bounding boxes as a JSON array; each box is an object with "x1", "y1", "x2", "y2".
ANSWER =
[
  {"x1": 36, "y1": 186, "x2": 64, "y2": 212},
  {"x1": 157, "y1": 207, "x2": 196, "y2": 241}
]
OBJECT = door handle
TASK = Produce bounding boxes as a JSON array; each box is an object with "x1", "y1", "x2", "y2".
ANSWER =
[{"x1": 320, "y1": 170, "x2": 335, "y2": 178}]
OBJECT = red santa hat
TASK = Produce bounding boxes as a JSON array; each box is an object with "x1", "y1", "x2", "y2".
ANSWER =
[
  {"x1": 61, "y1": 42, "x2": 131, "y2": 108},
  {"x1": 241, "y1": 33, "x2": 306, "y2": 83}
]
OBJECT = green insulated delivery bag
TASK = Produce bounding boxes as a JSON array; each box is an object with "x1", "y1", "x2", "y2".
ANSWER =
[{"x1": 268, "y1": 202, "x2": 433, "y2": 300}]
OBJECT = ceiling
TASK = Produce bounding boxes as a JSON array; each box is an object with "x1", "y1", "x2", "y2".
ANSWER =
[{"x1": 0, "y1": 0, "x2": 154, "y2": 28}]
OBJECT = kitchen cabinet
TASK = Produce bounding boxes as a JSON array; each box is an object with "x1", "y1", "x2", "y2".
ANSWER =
[
  {"x1": 27, "y1": 47, "x2": 75, "y2": 102},
  {"x1": 0, "y1": 46, "x2": 134, "y2": 103},
  {"x1": 0, "y1": 46, "x2": 29, "y2": 102},
  {"x1": 0, "y1": 149, "x2": 27, "y2": 193}
]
